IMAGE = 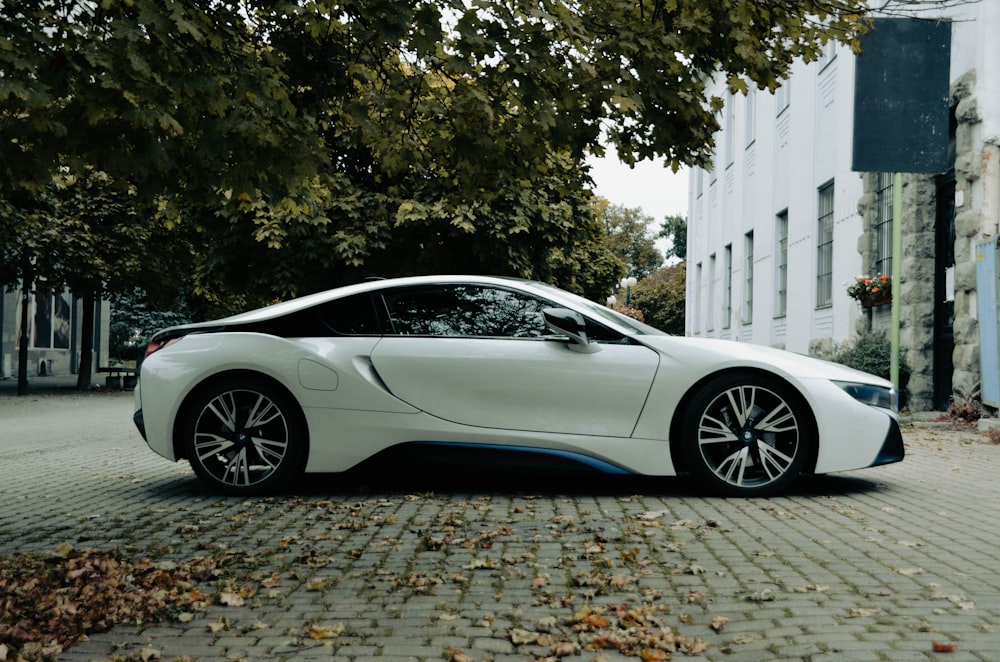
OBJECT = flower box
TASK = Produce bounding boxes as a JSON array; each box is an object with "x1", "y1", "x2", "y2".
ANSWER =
[
  {"x1": 848, "y1": 273, "x2": 891, "y2": 307},
  {"x1": 860, "y1": 294, "x2": 891, "y2": 308}
]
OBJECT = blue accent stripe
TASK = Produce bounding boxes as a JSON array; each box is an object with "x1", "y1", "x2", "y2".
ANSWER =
[{"x1": 414, "y1": 441, "x2": 633, "y2": 475}]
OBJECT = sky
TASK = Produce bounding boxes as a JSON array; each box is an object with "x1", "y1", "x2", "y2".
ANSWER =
[
  {"x1": 586, "y1": 150, "x2": 690, "y2": 259},
  {"x1": 586, "y1": 151, "x2": 690, "y2": 225}
]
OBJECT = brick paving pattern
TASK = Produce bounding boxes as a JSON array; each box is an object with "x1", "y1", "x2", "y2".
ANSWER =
[{"x1": 2, "y1": 384, "x2": 999, "y2": 660}]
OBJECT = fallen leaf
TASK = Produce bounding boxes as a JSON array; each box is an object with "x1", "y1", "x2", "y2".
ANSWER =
[
  {"x1": 686, "y1": 637, "x2": 710, "y2": 654},
  {"x1": 306, "y1": 577, "x2": 333, "y2": 590},
  {"x1": 445, "y1": 648, "x2": 473, "y2": 662},
  {"x1": 710, "y1": 616, "x2": 730, "y2": 632},
  {"x1": 845, "y1": 608, "x2": 879, "y2": 618},
  {"x1": 894, "y1": 567, "x2": 925, "y2": 576},
  {"x1": 53, "y1": 543, "x2": 75, "y2": 558},
  {"x1": 208, "y1": 617, "x2": 230, "y2": 633},
  {"x1": 308, "y1": 623, "x2": 345, "y2": 640},
  {"x1": 932, "y1": 641, "x2": 958, "y2": 653},
  {"x1": 218, "y1": 592, "x2": 245, "y2": 607},
  {"x1": 551, "y1": 641, "x2": 580, "y2": 656}
]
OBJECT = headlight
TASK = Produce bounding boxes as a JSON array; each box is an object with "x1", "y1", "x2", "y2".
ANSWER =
[{"x1": 833, "y1": 381, "x2": 898, "y2": 412}]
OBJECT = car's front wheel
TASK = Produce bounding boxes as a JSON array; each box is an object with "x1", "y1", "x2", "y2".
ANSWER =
[
  {"x1": 682, "y1": 373, "x2": 813, "y2": 496},
  {"x1": 182, "y1": 379, "x2": 306, "y2": 495}
]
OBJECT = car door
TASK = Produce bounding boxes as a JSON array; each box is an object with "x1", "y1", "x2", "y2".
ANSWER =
[{"x1": 368, "y1": 283, "x2": 660, "y2": 437}]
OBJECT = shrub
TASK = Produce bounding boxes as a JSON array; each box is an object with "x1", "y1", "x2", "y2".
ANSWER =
[
  {"x1": 629, "y1": 263, "x2": 685, "y2": 334},
  {"x1": 947, "y1": 383, "x2": 983, "y2": 422},
  {"x1": 832, "y1": 331, "x2": 909, "y2": 407}
]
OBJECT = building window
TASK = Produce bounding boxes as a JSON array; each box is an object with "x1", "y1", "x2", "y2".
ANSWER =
[
  {"x1": 875, "y1": 172, "x2": 893, "y2": 276},
  {"x1": 745, "y1": 89, "x2": 756, "y2": 147},
  {"x1": 744, "y1": 231, "x2": 754, "y2": 323},
  {"x1": 817, "y1": 182, "x2": 835, "y2": 308},
  {"x1": 775, "y1": 79, "x2": 790, "y2": 115},
  {"x1": 775, "y1": 211, "x2": 788, "y2": 318},
  {"x1": 725, "y1": 92, "x2": 735, "y2": 166},
  {"x1": 723, "y1": 245, "x2": 732, "y2": 329},
  {"x1": 707, "y1": 254, "x2": 716, "y2": 332},
  {"x1": 31, "y1": 287, "x2": 71, "y2": 350},
  {"x1": 696, "y1": 168, "x2": 704, "y2": 198},
  {"x1": 695, "y1": 262, "x2": 703, "y2": 333}
]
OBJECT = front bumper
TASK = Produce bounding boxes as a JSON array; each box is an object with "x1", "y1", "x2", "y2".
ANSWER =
[{"x1": 870, "y1": 416, "x2": 904, "y2": 466}]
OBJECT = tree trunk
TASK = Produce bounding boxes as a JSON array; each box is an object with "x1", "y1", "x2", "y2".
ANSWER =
[
  {"x1": 17, "y1": 280, "x2": 30, "y2": 396},
  {"x1": 76, "y1": 292, "x2": 95, "y2": 390}
]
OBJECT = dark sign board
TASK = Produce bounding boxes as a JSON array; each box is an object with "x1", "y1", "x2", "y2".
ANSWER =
[{"x1": 852, "y1": 18, "x2": 951, "y2": 174}]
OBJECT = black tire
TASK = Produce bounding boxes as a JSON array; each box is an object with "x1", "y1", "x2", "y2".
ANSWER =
[
  {"x1": 182, "y1": 378, "x2": 307, "y2": 495},
  {"x1": 682, "y1": 373, "x2": 813, "y2": 497}
]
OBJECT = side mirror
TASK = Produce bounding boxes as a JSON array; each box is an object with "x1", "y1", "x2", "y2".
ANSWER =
[{"x1": 543, "y1": 308, "x2": 599, "y2": 353}]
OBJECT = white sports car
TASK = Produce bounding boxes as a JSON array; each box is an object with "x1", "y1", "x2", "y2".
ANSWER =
[{"x1": 133, "y1": 275, "x2": 903, "y2": 497}]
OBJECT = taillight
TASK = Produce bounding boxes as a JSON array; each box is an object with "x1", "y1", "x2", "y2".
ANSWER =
[{"x1": 144, "y1": 337, "x2": 180, "y2": 357}]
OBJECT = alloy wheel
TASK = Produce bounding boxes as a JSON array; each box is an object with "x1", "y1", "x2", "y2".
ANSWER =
[
  {"x1": 191, "y1": 388, "x2": 292, "y2": 489},
  {"x1": 694, "y1": 382, "x2": 802, "y2": 491}
]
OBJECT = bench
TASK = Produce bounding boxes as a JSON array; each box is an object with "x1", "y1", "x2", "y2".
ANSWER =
[{"x1": 98, "y1": 366, "x2": 137, "y2": 390}]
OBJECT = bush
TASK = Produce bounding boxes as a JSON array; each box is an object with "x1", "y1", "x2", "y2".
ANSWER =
[
  {"x1": 629, "y1": 263, "x2": 686, "y2": 334},
  {"x1": 832, "y1": 331, "x2": 909, "y2": 407}
]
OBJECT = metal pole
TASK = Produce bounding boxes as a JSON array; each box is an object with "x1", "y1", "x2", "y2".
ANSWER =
[{"x1": 890, "y1": 172, "x2": 903, "y2": 390}]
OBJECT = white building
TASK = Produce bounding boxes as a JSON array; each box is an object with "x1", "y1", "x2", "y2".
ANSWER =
[
  {"x1": 0, "y1": 287, "x2": 110, "y2": 384},
  {"x1": 686, "y1": 4, "x2": 1000, "y2": 412}
]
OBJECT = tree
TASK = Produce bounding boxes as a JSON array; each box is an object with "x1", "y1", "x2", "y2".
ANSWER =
[
  {"x1": 630, "y1": 263, "x2": 687, "y2": 335},
  {"x1": 0, "y1": 1, "x2": 323, "y2": 201},
  {"x1": 0, "y1": 169, "x2": 193, "y2": 390},
  {"x1": 109, "y1": 289, "x2": 189, "y2": 363},
  {"x1": 660, "y1": 214, "x2": 688, "y2": 263},
  {"x1": 0, "y1": 0, "x2": 320, "y2": 389},
  {"x1": 0, "y1": 196, "x2": 53, "y2": 394},
  {"x1": 599, "y1": 201, "x2": 663, "y2": 280},
  {"x1": 2, "y1": 0, "x2": 961, "y2": 327},
  {"x1": 42, "y1": 169, "x2": 194, "y2": 388}
]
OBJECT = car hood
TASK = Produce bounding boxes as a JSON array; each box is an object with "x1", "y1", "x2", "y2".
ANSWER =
[{"x1": 640, "y1": 336, "x2": 891, "y2": 386}]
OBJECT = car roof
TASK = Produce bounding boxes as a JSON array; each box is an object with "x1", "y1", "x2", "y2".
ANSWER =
[
  {"x1": 154, "y1": 274, "x2": 664, "y2": 340},
  {"x1": 214, "y1": 275, "x2": 553, "y2": 324}
]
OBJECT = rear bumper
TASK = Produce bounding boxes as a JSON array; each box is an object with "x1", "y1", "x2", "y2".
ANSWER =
[
  {"x1": 132, "y1": 380, "x2": 147, "y2": 441},
  {"x1": 133, "y1": 408, "x2": 147, "y2": 441}
]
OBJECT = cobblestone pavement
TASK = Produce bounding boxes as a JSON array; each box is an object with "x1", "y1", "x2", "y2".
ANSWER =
[{"x1": 3, "y1": 384, "x2": 1000, "y2": 661}]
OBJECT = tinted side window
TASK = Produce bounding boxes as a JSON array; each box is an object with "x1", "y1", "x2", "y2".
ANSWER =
[
  {"x1": 382, "y1": 285, "x2": 549, "y2": 337},
  {"x1": 585, "y1": 319, "x2": 629, "y2": 344},
  {"x1": 315, "y1": 293, "x2": 381, "y2": 335}
]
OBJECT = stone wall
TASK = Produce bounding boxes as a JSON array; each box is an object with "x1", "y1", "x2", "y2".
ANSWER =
[
  {"x1": 951, "y1": 70, "x2": 988, "y2": 406},
  {"x1": 856, "y1": 70, "x2": 989, "y2": 412},
  {"x1": 856, "y1": 173, "x2": 936, "y2": 411}
]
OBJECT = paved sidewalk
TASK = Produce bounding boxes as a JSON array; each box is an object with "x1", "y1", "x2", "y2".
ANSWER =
[
  {"x1": 0, "y1": 372, "x2": 117, "y2": 395},
  {"x1": 2, "y1": 390, "x2": 999, "y2": 661}
]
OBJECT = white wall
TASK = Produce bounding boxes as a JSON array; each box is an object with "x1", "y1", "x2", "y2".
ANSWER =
[{"x1": 687, "y1": 48, "x2": 863, "y2": 354}]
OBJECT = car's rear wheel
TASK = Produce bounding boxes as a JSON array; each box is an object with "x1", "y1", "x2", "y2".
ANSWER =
[
  {"x1": 682, "y1": 373, "x2": 812, "y2": 496},
  {"x1": 182, "y1": 379, "x2": 306, "y2": 495}
]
